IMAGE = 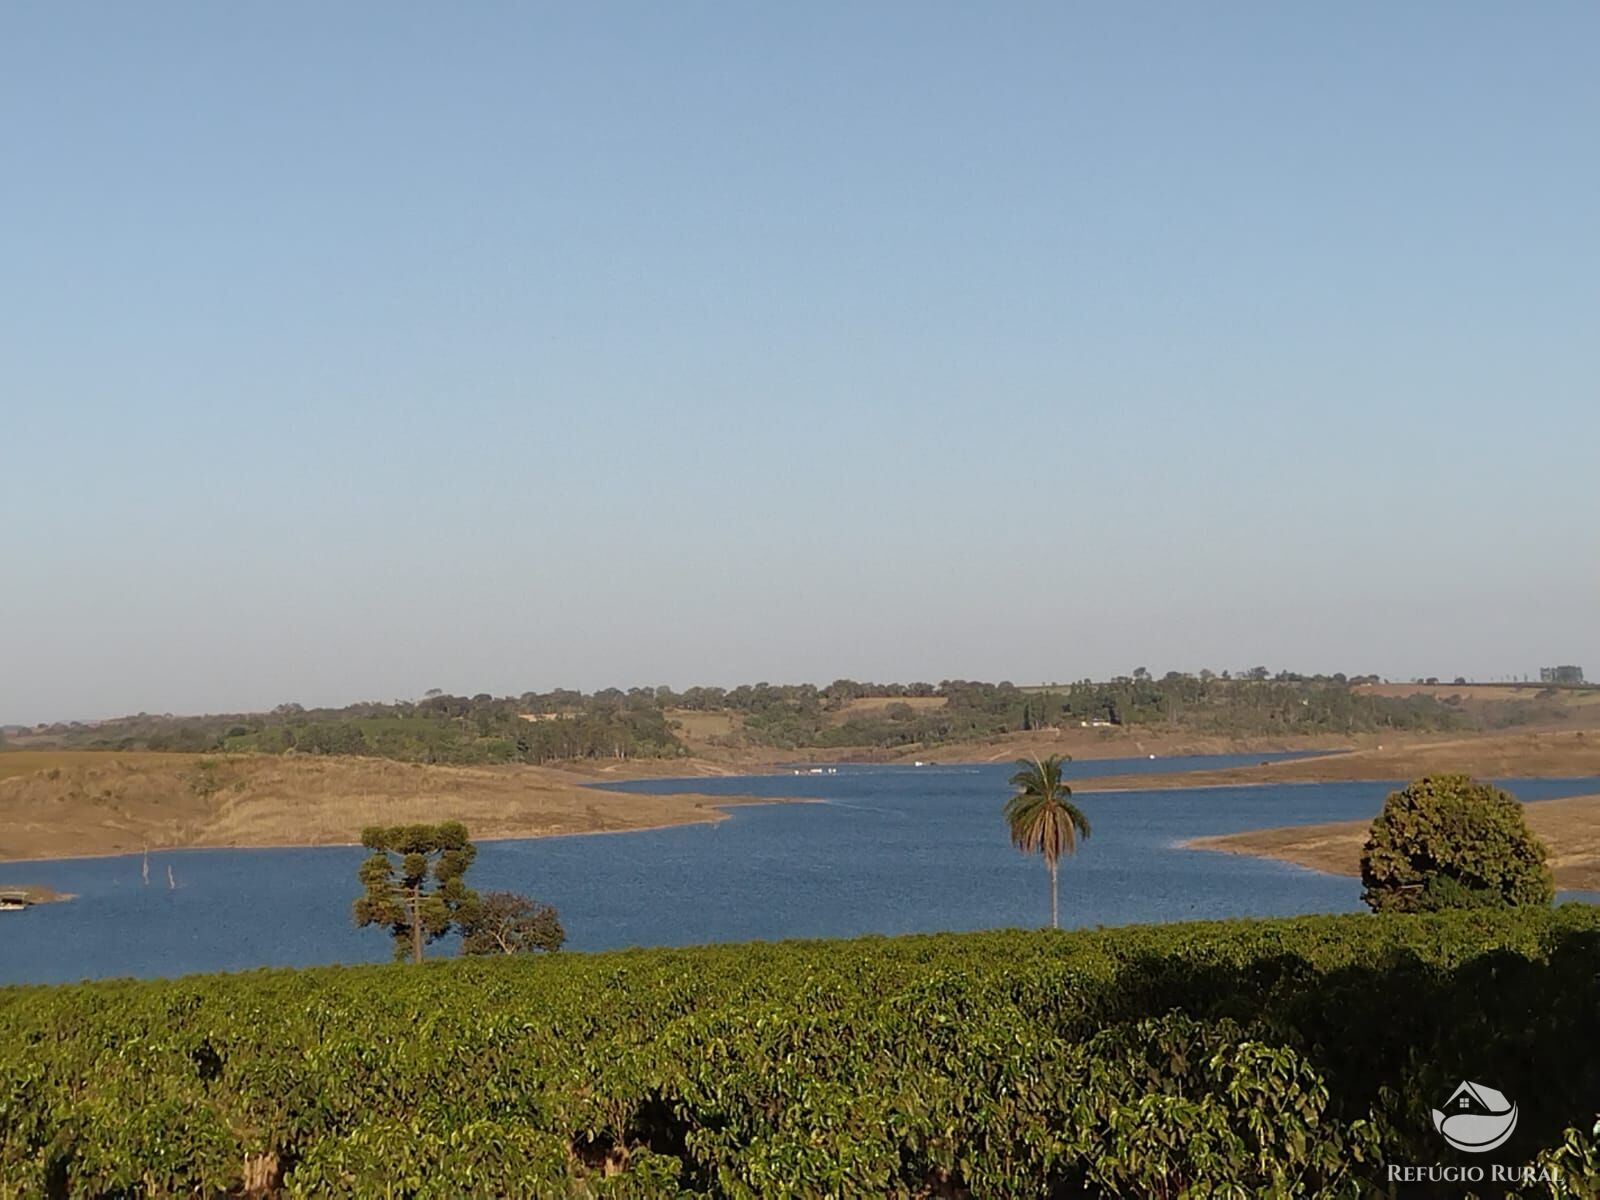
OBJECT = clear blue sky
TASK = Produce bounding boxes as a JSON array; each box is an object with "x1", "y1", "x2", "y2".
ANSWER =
[{"x1": 3, "y1": 3, "x2": 1596, "y2": 722}]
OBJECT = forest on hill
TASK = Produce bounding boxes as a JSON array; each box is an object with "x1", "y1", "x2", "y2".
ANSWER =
[{"x1": 8, "y1": 671, "x2": 1583, "y2": 767}]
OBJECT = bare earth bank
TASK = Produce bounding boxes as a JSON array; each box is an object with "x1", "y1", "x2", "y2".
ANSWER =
[
  {"x1": 0, "y1": 753, "x2": 786, "y2": 865},
  {"x1": 1185, "y1": 793, "x2": 1600, "y2": 892},
  {"x1": 1073, "y1": 731, "x2": 1599, "y2": 791}
]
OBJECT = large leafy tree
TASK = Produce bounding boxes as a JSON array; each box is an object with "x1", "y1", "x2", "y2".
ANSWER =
[
  {"x1": 459, "y1": 891, "x2": 566, "y2": 956},
  {"x1": 1360, "y1": 774, "x2": 1553, "y2": 913},
  {"x1": 354, "y1": 821, "x2": 480, "y2": 962},
  {"x1": 1004, "y1": 755, "x2": 1092, "y2": 928}
]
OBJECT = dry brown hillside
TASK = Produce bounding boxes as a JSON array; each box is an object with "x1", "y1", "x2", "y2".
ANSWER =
[
  {"x1": 1074, "y1": 730, "x2": 1600, "y2": 790},
  {"x1": 0, "y1": 751, "x2": 776, "y2": 862}
]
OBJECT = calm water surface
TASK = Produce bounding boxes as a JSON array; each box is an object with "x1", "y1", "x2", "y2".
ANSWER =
[{"x1": 3, "y1": 755, "x2": 1596, "y2": 986}]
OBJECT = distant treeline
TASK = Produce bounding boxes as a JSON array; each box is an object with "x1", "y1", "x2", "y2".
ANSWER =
[{"x1": 15, "y1": 669, "x2": 1574, "y2": 766}]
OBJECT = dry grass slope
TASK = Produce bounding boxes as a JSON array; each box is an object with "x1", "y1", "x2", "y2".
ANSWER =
[
  {"x1": 828, "y1": 696, "x2": 948, "y2": 724},
  {"x1": 0, "y1": 752, "x2": 774, "y2": 863},
  {"x1": 0, "y1": 749, "x2": 186, "y2": 783},
  {"x1": 1353, "y1": 682, "x2": 1600, "y2": 705},
  {"x1": 1074, "y1": 731, "x2": 1600, "y2": 790},
  {"x1": 665, "y1": 709, "x2": 744, "y2": 746}
]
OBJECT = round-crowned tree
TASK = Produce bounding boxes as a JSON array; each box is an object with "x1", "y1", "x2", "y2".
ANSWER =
[{"x1": 1360, "y1": 774, "x2": 1553, "y2": 913}]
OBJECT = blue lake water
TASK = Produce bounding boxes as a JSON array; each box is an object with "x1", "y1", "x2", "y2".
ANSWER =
[{"x1": 2, "y1": 756, "x2": 1597, "y2": 987}]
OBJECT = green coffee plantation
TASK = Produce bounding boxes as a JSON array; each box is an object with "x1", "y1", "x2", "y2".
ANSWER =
[{"x1": 4, "y1": 908, "x2": 1599, "y2": 1198}]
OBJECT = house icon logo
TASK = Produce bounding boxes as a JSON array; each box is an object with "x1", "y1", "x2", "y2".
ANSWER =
[{"x1": 1432, "y1": 1081, "x2": 1518, "y2": 1153}]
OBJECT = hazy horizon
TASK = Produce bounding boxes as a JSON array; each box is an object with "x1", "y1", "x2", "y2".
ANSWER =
[{"x1": 4, "y1": 3, "x2": 1596, "y2": 725}]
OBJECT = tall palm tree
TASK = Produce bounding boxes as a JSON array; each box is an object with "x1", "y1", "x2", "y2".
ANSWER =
[{"x1": 1004, "y1": 754, "x2": 1091, "y2": 929}]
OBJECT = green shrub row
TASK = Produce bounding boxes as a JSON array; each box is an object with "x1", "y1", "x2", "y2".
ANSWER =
[{"x1": 3, "y1": 907, "x2": 1599, "y2": 1197}]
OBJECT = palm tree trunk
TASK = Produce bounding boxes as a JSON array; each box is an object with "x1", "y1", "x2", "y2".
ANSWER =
[{"x1": 1049, "y1": 859, "x2": 1058, "y2": 929}]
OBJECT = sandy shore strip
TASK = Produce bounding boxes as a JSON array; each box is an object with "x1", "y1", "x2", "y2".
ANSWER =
[
  {"x1": 1072, "y1": 731, "x2": 1600, "y2": 791},
  {"x1": 1183, "y1": 792, "x2": 1600, "y2": 891}
]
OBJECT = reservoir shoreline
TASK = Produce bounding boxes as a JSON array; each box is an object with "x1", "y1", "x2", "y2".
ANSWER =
[{"x1": 2, "y1": 729, "x2": 1596, "y2": 866}]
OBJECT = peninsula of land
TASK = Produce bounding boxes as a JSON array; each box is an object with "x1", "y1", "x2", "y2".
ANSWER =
[
  {"x1": 0, "y1": 751, "x2": 780, "y2": 864},
  {"x1": 1185, "y1": 792, "x2": 1600, "y2": 891},
  {"x1": 1070, "y1": 730, "x2": 1600, "y2": 791}
]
